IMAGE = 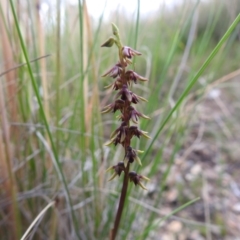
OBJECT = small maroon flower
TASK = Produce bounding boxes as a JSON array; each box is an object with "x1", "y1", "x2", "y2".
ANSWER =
[
  {"x1": 112, "y1": 77, "x2": 123, "y2": 90},
  {"x1": 104, "y1": 77, "x2": 123, "y2": 91},
  {"x1": 128, "y1": 171, "x2": 150, "y2": 190},
  {"x1": 125, "y1": 91, "x2": 147, "y2": 104},
  {"x1": 105, "y1": 87, "x2": 146, "y2": 104},
  {"x1": 122, "y1": 46, "x2": 141, "y2": 59},
  {"x1": 102, "y1": 63, "x2": 122, "y2": 78},
  {"x1": 101, "y1": 99, "x2": 125, "y2": 114},
  {"x1": 106, "y1": 162, "x2": 126, "y2": 181},
  {"x1": 124, "y1": 146, "x2": 142, "y2": 166},
  {"x1": 105, "y1": 122, "x2": 128, "y2": 146},
  {"x1": 125, "y1": 70, "x2": 148, "y2": 84},
  {"x1": 126, "y1": 106, "x2": 150, "y2": 123},
  {"x1": 128, "y1": 126, "x2": 150, "y2": 139},
  {"x1": 116, "y1": 84, "x2": 132, "y2": 102}
]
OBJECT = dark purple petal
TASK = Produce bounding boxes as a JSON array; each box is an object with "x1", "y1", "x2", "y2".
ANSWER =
[
  {"x1": 122, "y1": 46, "x2": 142, "y2": 59},
  {"x1": 102, "y1": 63, "x2": 122, "y2": 78}
]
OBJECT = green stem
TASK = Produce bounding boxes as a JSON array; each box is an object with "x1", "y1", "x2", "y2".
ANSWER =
[
  {"x1": 112, "y1": 23, "x2": 123, "y2": 48},
  {"x1": 55, "y1": 0, "x2": 61, "y2": 149}
]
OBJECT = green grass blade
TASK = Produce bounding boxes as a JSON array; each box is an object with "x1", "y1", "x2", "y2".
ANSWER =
[
  {"x1": 9, "y1": 1, "x2": 81, "y2": 239},
  {"x1": 137, "y1": 197, "x2": 200, "y2": 240},
  {"x1": 142, "y1": 13, "x2": 240, "y2": 162}
]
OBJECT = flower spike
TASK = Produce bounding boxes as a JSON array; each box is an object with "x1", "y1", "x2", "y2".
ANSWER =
[
  {"x1": 101, "y1": 23, "x2": 151, "y2": 240},
  {"x1": 102, "y1": 24, "x2": 150, "y2": 239}
]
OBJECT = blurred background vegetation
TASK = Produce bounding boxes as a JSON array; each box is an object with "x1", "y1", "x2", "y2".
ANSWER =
[{"x1": 0, "y1": 0, "x2": 240, "y2": 239}]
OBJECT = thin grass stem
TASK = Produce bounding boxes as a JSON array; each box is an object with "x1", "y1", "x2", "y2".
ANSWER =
[{"x1": 8, "y1": 1, "x2": 81, "y2": 239}]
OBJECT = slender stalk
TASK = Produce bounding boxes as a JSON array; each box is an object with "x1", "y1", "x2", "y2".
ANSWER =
[
  {"x1": 55, "y1": 0, "x2": 61, "y2": 150},
  {"x1": 111, "y1": 163, "x2": 130, "y2": 240},
  {"x1": 36, "y1": 0, "x2": 52, "y2": 171},
  {"x1": 20, "y1": 201, "x2": 55, "y2": 240},
  {"x1": 78, "y1": 0, "x2": 86, "y2": 156}
]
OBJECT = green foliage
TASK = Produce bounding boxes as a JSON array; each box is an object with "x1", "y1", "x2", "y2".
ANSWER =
[{"x1": 1, "y1": 0, "x2": 240, "y2": 239}]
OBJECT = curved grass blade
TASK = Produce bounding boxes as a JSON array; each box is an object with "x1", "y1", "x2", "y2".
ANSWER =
[
  {"x1": 142, "y1": 13, "x2": 240, "y2": 162},
  {"x1": 20, "y1": 201, "x2": 55, "y2": 240},
  {"x1": 136, "y1": 197, "x2": 200, "y2": 240},
  {"x1": 9, "y1": 1, "x2": 81, "y2": 239}
]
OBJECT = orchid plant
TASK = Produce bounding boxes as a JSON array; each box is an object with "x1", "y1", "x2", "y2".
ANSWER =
[{"x1": 101, "y1": 24, "x2": 150, "y2": 240}]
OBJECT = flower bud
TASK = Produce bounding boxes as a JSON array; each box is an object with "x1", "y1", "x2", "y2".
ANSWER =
[{"x1": 111, "y1": 23, "x2": 119, "y2": 36}]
